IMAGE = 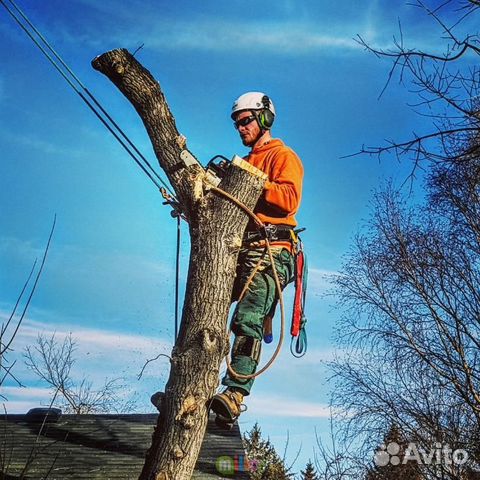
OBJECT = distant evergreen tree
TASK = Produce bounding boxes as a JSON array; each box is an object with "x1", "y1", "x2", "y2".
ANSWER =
[
  {"x1": 300, "y1": 460, "x2": 319, "y2": 480},
  {"x1": 366, "y1": 424, "x2": 421, "y2": 480},
  {"x1": 243, "y1": 423, "x2": 293, "y2": 480}
]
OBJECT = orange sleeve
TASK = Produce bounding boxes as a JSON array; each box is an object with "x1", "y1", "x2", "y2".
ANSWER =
[{"x1": 263, "y1": 149, "x2": 303, "y2": 215}]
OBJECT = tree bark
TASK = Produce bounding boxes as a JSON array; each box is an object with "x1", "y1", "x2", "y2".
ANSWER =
[{"x1": 92, "y1": 49, "x2": 265, "y2": 480}]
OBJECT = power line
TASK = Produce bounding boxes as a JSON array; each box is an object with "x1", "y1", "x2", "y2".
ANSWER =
[
  {"x1": 2, "y1": 0, "x2": 188, "y2": 347},
  {"x1": 1, "y1": 0, "x2": 176, "y2": 198}
]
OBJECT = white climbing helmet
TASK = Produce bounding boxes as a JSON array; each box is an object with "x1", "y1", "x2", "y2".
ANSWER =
[{"x1": 231, "y1": 91, "x2": 276, "y2": 120}]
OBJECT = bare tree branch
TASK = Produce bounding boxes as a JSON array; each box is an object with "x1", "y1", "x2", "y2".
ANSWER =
[
  {"x1": 137, "y1": 353, "x2": 171, "y2": 381},
  {"x1": 24, "y1": 332, "x2": 135, "y2": 414},
  {"x1": 353, "y1": 0, "x2": 480, "y2": 177},
  {"x1": 1, "y1": 216, "x2": 56, "y2": 356}
]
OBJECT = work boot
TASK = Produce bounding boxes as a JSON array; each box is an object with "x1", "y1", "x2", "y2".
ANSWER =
[{"x1": 210, "y1": 388, "x2": 245, "y2": 423}]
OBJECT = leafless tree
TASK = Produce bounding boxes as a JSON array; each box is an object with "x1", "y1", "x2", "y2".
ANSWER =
[
  {"x1": 24, "y1": 332, "x2": 135, "y2": 414},
  {"x1": 0, "y1": 221, "x2": 56, "y2": 479},
  {"x1": 329, "y1": 155, "x2": 480, "y2": 478},
  {"x1": 320, "y1": 3, "x2": 480, "y2": 478}
]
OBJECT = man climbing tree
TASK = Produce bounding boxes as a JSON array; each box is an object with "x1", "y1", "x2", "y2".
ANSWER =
[
  {"x1": 92, "y1": 53, "x2": 305, "y2": 479},
  {"x1": 210, "y1": 92, "x2": 304, "y2": 427}
]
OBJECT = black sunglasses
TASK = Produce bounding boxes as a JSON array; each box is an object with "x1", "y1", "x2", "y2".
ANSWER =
[{"x1": 234, "y1": 114, "x2": 256, "y2": 129}]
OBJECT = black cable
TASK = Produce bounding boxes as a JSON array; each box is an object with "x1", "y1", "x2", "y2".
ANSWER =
[
  {"x1": 174, "y1": 215, "x2": 181, "y2": 341},
  {"x1": 1, "y1": 0, "x2": 176, "y2": 198},
  {"x1": 2, "y1": 0, "x2": 186, "y2": 344}
]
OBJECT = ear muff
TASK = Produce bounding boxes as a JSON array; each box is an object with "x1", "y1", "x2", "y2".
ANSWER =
[
  {"x1": 258, "y1": 95, "x2": 275, "y2": 129},
  {"x1": 258, "y1": 109, "x2": 274, "y2": 129}
]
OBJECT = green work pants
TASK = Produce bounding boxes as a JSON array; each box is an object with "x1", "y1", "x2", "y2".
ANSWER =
[{"x1": 222, "y1": 246, "x2": 295, "y2": 395}]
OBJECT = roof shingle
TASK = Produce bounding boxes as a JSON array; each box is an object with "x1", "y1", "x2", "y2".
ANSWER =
[{"x1": 0, "y1": 412, "x2": 250, "y2": 479}]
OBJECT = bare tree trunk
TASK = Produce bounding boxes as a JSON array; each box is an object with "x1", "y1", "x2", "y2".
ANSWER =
[{"x1": 92, "y1": 49, "x2": 265, "y2": 480}]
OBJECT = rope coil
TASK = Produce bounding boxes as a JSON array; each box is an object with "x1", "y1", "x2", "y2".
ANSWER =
[{"x1": 209, "y1": 186, "x2": 287, "y2": 380}]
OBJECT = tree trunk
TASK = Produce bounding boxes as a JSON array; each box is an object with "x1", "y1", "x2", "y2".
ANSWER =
[{"x1": 92, "y1": 49, "x2": 265, "y2": 480}]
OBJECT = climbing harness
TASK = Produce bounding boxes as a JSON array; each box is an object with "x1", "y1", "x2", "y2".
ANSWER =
[
  {"x1": 243, "y1": 224, "x2": 296, "y2": 243},
  {"x1": 242, "y1": 226, "x2": 309, "y2": 357},
  {"x1": 209, "y1": 182, "x2": 309, "y2": 381}
]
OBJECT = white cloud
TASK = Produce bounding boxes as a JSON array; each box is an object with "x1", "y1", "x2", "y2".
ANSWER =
[
  {"x1": 52, "y1": 3, "x2": 366, "y2": 56},
  {"x1": 248, "y1": 394, "x2": 331, "y2": 418},
  {"x1": 70, "y1": 1, "x2": 446, "y2": 57},
  {"x1": 1, "y1": 315, "x2": 172, "y2": 413},
  {"x1": 1, "y1": 315, "x2": 172, "y2": 372},
  {"x1": 2, "y1": 400, "x2": 40, "y2": 413},
  {"x1": 16, "y1": 0, "x2": 449, "y2": 60},
  {"x1": 0, "y1": 235, "x2": 172, "y2": 280},
  {"x1": 1, "y1": 387, "x2": 53, "y2": 414},
  {"x1": 12, "y1": 318, "x2": 171, "y2": 355},
  {"x1": 64, "y1": 0, "x2": 363, "y2": 54},
  {"x1": 151, "y1": 21, "x2": 361, "y2": 55},
  {"x1": 308, "y1": 267, "x2": 337, "y2": 294},
  {"x1": 0, "y1": 236, "x2": 43, "y2": 262},
  {"x1": 141, "y1": 21, "x2": 361, "y2": 53},
  {"x1": 2, "y1": 130, "x2": 93, "y2": 159},
  {"x1": 1, "y1": 386, "x2": 51, "y2": 400}
]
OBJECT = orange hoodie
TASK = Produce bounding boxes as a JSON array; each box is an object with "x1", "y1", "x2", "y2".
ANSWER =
[{"x1": 245, "y1": 138, "x2": 304, "y2": 249}]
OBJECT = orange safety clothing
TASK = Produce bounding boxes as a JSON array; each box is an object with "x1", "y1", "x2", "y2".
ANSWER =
[{"x1": 245, "y1": 138, "x2": 303, "y2": 250}]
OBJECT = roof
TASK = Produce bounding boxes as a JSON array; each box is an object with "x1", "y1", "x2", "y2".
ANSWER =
[{"x1": 0, "y1": 411, "x2": 250, "y2": 479}]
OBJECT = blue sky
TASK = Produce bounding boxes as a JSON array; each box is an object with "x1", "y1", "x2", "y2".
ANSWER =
[{"x1": 1, "y1": 0, "x2": 471, "y2": 473}]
